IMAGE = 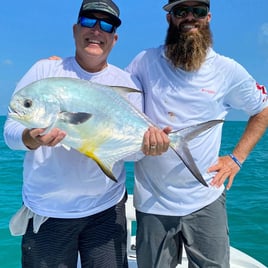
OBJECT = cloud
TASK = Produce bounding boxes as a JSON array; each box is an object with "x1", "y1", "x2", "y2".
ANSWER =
[
  {"x1": 259, "y1": 23, "x2": 268, "y2": 59},
  {"x1": 259, "y1": 23, "x2": 268, "y2": 45},
  {"x1": 2, "y1": 59, "x2": 13, "y2": 65}
]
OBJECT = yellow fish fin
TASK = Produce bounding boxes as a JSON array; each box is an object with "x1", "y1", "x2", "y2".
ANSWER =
[{"x1": 80, "y1": 149, "x2": 118, "y2": 183}]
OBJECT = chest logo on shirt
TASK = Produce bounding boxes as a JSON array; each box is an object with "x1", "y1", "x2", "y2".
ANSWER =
[{"x1": 201, "y1": 88, "x2": 216, "y2": 95}]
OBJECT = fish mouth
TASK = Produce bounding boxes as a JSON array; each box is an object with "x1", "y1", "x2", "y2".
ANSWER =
[
  {"x1": 8, "y1": 107, "x2": 53, "y2": 131},
  {"x1": 8, "y1": 106, "x2": 22, "y2": 118}
]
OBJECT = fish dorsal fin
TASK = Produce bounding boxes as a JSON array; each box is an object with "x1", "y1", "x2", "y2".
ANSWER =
[
  {"x1": 59, "y1": 112, "x2": 92, "y2": 125},
  {"x1": 110, "y1": 86, "x2": 141, "y2": 97}
]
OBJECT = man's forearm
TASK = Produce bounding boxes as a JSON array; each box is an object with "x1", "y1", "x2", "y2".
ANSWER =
[{"x1": 232, "y1": 107, "x2": 268, "y2": 163}]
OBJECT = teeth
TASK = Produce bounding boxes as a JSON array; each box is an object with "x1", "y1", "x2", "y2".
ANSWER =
[
  {"x1": 88, "y1": 40, "x2": 101, "y2": 44},
  {"x1": 183, "y1": 25, "x2": 195, "y2": 29}
]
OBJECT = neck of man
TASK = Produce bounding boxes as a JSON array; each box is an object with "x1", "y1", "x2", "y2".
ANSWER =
[{"x1": 75, "y1": 54, "x2": 108, "y2": 73}]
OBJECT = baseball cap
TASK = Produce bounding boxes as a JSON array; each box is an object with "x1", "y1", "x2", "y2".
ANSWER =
[
  {"x1": 78, "y1": 0, "x2": 121, "y2": 27},
  {"x1": 163, "y1": 0, "x2": 210, "y2": 12}
]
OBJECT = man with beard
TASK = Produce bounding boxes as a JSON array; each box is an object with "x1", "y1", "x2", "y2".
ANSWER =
[{"x1": 126, "y1": 0, "x2": 268, "y2": 267}]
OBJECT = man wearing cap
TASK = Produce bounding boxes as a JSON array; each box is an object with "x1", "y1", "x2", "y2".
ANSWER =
[
  {"x1": 4, "y1": 0, "x2": 169, "y2": 267},
  {"x1": 127, "y1": 0, "x2": 268, "y2": 267}
]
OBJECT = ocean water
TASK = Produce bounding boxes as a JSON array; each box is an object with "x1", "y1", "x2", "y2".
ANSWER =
[{"x1": 0, "y1": 116, "x2": 267, "y2": 267}]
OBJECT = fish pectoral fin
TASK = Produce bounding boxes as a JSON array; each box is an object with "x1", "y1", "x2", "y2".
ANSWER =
[
  {"x1": 59, "y1": 112, "x2": 92, "y2": 125},
  {"x1": 170, "y1": 142, "x2": 208, "y2": 187}
]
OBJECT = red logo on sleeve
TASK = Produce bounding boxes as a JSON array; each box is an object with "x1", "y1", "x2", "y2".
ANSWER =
[{"x1": 256, "y1": 83, "x2": 267, "y2": 95}]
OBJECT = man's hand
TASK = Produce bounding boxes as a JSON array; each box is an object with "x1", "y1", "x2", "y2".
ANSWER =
[
  {"x1": 142, "y1": 126, "x2": 171, "y2": 156},
  {"x1": 208, "y1": 155, "x2": 241, "y2": 190},
  {"x1": 22, "y1": 128, "x2": 66, "y2": 150},
  {"x1": 209, "y1": 107, "x2": 268, "y2": 190},
  {"x1": 48, "y1": 56, "x2": 61, "y2": 60}
]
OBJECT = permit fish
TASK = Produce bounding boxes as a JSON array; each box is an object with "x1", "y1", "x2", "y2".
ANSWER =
[{"x1": 8, "y1": 77, "x2": 223, "y2": 187}]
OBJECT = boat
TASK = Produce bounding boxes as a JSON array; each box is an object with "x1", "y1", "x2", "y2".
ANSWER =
[{"x1": 126, "y1": 195, "x2": 267, "y2": 268}]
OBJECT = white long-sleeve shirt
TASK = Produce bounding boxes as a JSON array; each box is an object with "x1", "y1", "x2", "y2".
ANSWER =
[
  {"x1": 4, "y1": 57, "x2": 142, "y2": 218},
  {"x1": 126, "y1": 46, "x2": 268, "y2": 216}
]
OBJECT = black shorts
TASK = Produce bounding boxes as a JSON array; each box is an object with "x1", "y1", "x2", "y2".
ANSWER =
[{"x1": 22, "y1": 194, "x2": 128, "y2": 268}]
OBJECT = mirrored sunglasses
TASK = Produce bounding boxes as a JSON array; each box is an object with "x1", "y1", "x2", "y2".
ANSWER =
[
  {"x1": 170, "y1": 6, "x2": 209, "y2": 19},
  {"x1": 78, "y1": 16, "x2": 116, "y2": 33}
]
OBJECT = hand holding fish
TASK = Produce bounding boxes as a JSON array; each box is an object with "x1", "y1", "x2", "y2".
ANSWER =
[
  {"x1": 142, "y1": 126, "x2": 171, "y2": 155},
  {"x1": 22, "y1": 128, "x2": 66, "y2": 150},
  {"x1": 208, "y1": 155, "x2": 241, "y2": 190}
]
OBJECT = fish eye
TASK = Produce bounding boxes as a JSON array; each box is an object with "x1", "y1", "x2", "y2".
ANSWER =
[{"x1": 23, "y1": 99, "x2": 32, "y2": 108}]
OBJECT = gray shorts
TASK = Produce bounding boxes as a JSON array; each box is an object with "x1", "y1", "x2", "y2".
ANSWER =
[{"x1": 136, "y1": 191, "x2": 230, "y2": 268}]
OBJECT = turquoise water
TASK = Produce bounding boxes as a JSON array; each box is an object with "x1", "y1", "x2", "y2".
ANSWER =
[{"x1": 0, "y1": 116, "x2": 267, "y2": 267}]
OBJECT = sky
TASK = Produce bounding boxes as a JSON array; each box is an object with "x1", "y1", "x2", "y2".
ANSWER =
[{"x1": 1, "y1": 0, "x2": 268, "y2": 120}]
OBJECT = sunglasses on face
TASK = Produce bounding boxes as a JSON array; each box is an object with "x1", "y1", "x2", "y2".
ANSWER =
[
  {"x1": 78, "y1": 16, "x2": 116, "y2": 33},
  {"x1": 170, "y1": 6, "x2": 209, "y2": 19}
]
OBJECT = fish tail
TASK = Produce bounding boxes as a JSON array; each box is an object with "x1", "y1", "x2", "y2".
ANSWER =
[{"x1": 169, "y1": 120, "x2": 224, "y2": 187}]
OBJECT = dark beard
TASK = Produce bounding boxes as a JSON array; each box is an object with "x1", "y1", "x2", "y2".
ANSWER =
[{"x1": 165, "y1": 20, "x2": 213, "y2": 71}]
